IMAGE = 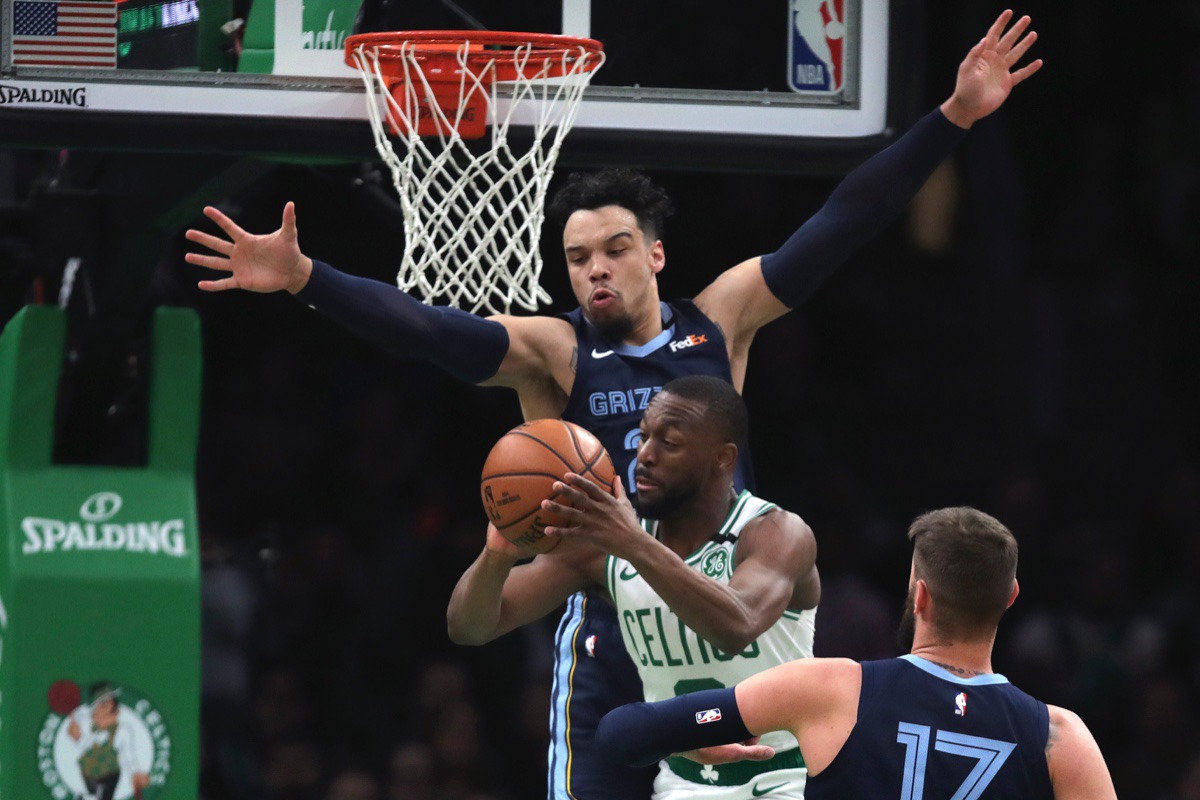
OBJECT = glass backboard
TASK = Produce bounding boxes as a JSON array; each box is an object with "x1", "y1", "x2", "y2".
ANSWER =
[{"x1": 1, "y1": 0, "x2": 915, "y2": 170}]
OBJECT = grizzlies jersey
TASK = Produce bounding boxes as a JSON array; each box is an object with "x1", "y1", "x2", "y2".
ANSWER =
[
  {"x1": 806, "y1": 655, "x2": 1053, "y2": 800},
  {"x1": 560, "y1": 300, "x2": 753, "y2": 495},
  {"x1": 607, "y1": 491, "x2": 817, "y2": 758},
  {"x1": 547, "y1": 300, "x2": 755, "y2": 799}
]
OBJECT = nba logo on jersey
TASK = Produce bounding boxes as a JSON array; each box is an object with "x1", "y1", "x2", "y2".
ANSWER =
[
  {"x1": 788, "y1": 0, "x2": 848, "y2": 94},
  {"x1": 955, "y1": 692, "x2": 968, "y2": 716},
  {"x1": 585, "y1": 634, "x2": 598, "y2": 658},
  {"x1": 696, "y1": 708, "x2": 723, "y2": 724}
]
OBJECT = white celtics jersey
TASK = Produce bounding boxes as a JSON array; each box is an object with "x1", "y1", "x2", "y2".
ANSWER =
[{"x1": 606, "y1": 490, "x2": 816, "y2": 756}]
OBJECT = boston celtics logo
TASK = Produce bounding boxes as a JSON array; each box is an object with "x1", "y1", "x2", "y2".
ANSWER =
[
  {"x1": 38, "y1": 680, "x2": 171, "y2": 800},
  {"x1": 700, "y1": 548, "x2": 730, "y2": 579}
]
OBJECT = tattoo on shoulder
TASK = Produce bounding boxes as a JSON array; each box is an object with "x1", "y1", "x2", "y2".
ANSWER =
[
  {"x1": 1045, "y1": 720, "x2": 1060, "y2": 754},
  {"x1": 569, "y1": 346, "x2": 578, "y2": 374}
]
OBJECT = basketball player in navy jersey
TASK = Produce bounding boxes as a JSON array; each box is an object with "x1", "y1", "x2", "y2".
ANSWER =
[
  {"x1": 596, "y1": 507, "x2": 1117, "y2": 800},
  {"x1": 186, "y1": 13, "x2": 1041, "y2": 798}
]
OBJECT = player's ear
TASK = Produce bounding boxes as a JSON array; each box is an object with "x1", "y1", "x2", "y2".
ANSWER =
[
  {"x1": 913, "y1": 579, "x2": 932, "y2": 615},
  {"x1": 649, "y1": 239, "x2": 665, "y2": 274},
  {"x1": 715, "y1": 442, "x2": 738, "y2": 473},
  {"x1": 1006, "y1": 578, "x2": 1019, "y2": 608}
]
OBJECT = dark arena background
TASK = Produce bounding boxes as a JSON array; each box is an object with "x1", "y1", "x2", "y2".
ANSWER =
[{"x1": 2, "y1": 2, "x2": 1199, "y2": 799}]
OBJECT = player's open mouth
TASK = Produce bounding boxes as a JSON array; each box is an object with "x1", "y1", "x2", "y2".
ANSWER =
[{"x1": 590, "y1": 288, "x2": 617, "y2": 309}]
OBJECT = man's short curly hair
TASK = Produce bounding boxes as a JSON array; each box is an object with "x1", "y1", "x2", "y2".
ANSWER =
[{"x1": 547, "y1": 169, "x2": 675, "y2": 240}]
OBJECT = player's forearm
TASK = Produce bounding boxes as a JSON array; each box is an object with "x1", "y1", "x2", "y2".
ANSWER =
[
  {"x1": 446, "y1": 550, "x2": 519, "y2": 645},
  {"x1": 760, "y1": 107, "x2": 967, "y2": 308},
  {"x1": 294, "y1": 259, "x2": 509, "y2": 384},
  {"x1": 625, "y1": 539, "x2": 761, "y2": 654},
  {"x1": 596, "y1": 687, "x2": 753, "y2": 767}
]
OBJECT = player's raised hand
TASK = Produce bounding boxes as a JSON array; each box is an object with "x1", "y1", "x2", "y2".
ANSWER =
[
  {"x1": 942, "y1": 9, "x2": 1042, "y2": 128},
  {"x1": 185, "y1": 201, "x2": 313, "y2": 294}
]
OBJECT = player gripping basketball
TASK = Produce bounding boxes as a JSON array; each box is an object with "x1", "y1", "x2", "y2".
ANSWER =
[
  {"x1": 186, "y1": 12, "x2": 1041, "y2": 798},
  {"x1": 450, "y1": 377, "x2": 820, "y2": 800}
]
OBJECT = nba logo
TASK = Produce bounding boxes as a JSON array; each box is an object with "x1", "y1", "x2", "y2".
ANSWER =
[
  {"x1": 788, "y1": 0, "x2": 847, "y2": 94},
  {"x1": 955, "y1": 692, "x2": 968, "y2": 716},
  {"x1": 696, "y1": 708, "x2": 723, "y2": 724}
]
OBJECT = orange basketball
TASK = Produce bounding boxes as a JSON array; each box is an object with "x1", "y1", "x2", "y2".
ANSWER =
[{"x1": 480, "y1": 419, "x2": 615, "y2": 553}]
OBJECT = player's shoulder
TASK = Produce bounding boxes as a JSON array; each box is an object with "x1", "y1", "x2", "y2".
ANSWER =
[
  {"x1": 734, "y1": 505, "x2": 816, "y2": 565},
  {"x1": 742, "y1": 505, "x2": 814, "y2": 543},
  {"x1": 1045, "y1": 704, "x2": 1117, "y2": 799}
]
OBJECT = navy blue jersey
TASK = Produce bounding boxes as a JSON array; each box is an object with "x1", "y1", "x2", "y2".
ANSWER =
[
  {"x1": 561, "y1": 299, "x2": 753, "y2": 495},
  {"x1": 546, "y1": 300, "x2": 753, "y2": 799},
  {"x1": 807, "y1": 655, "x2": 1053, "y2": 800}
]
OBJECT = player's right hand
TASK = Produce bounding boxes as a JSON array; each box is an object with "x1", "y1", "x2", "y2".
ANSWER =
[{"x1": 185, "y1": 201, "x2": 312, "y2": 294}]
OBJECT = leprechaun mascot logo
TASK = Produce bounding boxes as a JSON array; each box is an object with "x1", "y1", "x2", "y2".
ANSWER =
[{"x1": 38, "y1": 680, "x2": 172, "y2": 800}]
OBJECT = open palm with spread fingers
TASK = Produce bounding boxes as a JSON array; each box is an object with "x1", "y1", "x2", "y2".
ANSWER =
[
  {"x1": 185, "y1": 201, "x2": 312, "y2": 294},
  {"x1": 942, "y1": 9, "x2": 1043, "y2": 128}
]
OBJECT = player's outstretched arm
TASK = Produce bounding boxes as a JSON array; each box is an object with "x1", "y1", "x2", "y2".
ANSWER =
[
  {"x1": 186, "y1": 203, "x2": 572, "y2": 389},
  {"x1": 694, "y1": 9, "x2": 1043, "y2": 346},
  {"x1": 446, "y1": 523, "x2": 600, "y2": 645},
  {"x1": 1044, "y1": 705, "x2": 1118, "y2": 800},
  {"x1": 596, "y1": 658, "x2": 858, "y2": 769}
]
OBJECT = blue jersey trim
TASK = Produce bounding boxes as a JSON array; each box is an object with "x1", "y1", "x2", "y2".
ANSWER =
[
  {"x1": 549, "y1": 593, "x2": 586, "y2": 799},
  {"x1": 608, "y1": 326, "x2": 676, "y2": 358},
  {"x1": 900, "y1": 654, "x2": 1010, "y2": 686}
]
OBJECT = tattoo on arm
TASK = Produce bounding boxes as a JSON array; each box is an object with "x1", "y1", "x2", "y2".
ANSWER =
[
  {"x1": 1045, "y1": 719, "x2": 1060, "y2": 755},
  {"x1": 569, "y1": 346, "x2": 578, "y2": 374}
]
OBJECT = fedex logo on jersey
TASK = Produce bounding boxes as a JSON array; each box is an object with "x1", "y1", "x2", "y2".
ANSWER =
[
  {"x1": 669, "y1": 334, "x2": 708, "y2": 353},
  {"x1": 788, "y1": 0, "x2": 847, "y2": 93},
  {"x1": 696, "y1": 708, "x2": 723, "y2": 725}
]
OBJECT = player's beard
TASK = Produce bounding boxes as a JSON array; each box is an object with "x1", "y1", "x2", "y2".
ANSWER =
[
  {"x1": 896, "y1": 585, "x2": 917, "y2": 653},
  {"x1": 633, "y1": 479, "x2": 697, "y2": 521},
  {"x1": 592, "y1": 311, "x2": 636, "y2": 343}
]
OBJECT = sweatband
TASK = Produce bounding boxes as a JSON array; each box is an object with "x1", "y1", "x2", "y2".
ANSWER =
[
  {"x1": 294, "y1": 259, "x2": 510, "y2": 384},
  {"x1": 595, "y1": 687, "x2": 751, "y2": 768},
  {"x1": 760, "y1": 107, "x2": 967, "y2": 308}
]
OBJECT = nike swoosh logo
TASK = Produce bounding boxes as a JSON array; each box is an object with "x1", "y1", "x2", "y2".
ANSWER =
[
  {"x1": 591, "y1": 349, "x2": 614, "y2": 359},
  {"x1": 751, "y1": 782, "x2": 788, "y2": 797},
  {"x1": 618, "y1": 567, "x2": 639, "y2": 580}
]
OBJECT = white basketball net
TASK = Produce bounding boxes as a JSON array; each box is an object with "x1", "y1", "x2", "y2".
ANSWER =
[{"x1": 349, "y1": 39, "x2": 604, "y2": 315}]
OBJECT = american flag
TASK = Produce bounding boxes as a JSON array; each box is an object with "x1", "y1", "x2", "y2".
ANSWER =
[{"x1": 12, "y1": 1, "x2": 118, "y2": 69}]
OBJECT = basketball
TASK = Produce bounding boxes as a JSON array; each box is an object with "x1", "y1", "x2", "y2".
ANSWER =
[{"x1": 480, "y1": 419, "x2": 616, "y2": 553}]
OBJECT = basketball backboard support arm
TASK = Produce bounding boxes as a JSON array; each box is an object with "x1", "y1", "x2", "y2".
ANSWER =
[{"x1": 0, "y1": 0, "x2": 924, "y2": 174}]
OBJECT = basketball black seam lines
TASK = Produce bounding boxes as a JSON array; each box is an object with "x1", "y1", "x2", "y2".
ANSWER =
[
  {"x1": 507, "y1": 430, "x2": 578, "y2": 473},
  {"x1": 565, "y1": 422, "x2": 610, "y2": 488}
]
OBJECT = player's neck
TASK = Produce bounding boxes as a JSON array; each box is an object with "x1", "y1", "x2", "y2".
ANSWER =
[
  {"x1": 909, "y1": 636, "x2": 997, "y2": 678},
  {"x1": 621, "y1": 293, "x2": 665, "y2": 346},
  {"x1": 656, "y1": 486, "x2": 739, "y2": 557}
]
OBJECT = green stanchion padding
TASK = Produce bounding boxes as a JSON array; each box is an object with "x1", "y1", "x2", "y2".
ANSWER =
[{"x1": 0, "y1": 305, "x2": 201, "y2": 800}]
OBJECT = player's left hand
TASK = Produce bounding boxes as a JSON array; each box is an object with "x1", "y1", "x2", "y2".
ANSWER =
[
  {"x1": 942, "y1": 9, "x2": 1042, "y2": 128},
  {"x1": 541, "y1": 474, "x2": 642, "y2": 556},
  {"x1": 681, "y1": 738, "x2": 776, "y2": 765}
]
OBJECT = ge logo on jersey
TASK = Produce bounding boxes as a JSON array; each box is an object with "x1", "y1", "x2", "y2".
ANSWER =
[{"x1": 700, "y1": 548, "x2": 730, "y2": 579}]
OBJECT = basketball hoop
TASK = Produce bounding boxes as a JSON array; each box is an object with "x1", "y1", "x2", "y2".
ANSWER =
[{"x1": 344, "y1": 31, "x2": 605, "y2": 314}]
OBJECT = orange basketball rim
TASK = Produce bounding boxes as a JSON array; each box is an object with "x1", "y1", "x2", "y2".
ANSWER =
[{"x1": 344, "y1": 30, "x2": 605, "y2": 139}]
